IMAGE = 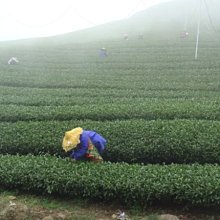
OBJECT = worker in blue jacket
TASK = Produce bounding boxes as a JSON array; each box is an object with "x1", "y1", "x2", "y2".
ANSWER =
[{"x1": 62, "y1": 127, "x2": 106, "y2": 162}]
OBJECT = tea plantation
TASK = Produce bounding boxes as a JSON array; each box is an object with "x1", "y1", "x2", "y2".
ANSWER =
[{"x1": 0, "y1": 28, "x2": 220, "y2": 208}]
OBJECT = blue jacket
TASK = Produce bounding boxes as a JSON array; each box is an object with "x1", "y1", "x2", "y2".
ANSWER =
[{"x1": 70, "y1": 130, "x2": 106, "y2": 160}]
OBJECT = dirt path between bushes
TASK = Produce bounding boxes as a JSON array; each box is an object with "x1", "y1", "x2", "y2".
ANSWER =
[{"x1": 0, "y1": 191, "x2": 219, "y2": 220}]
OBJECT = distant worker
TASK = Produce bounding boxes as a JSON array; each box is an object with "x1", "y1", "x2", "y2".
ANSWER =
[
  {"x1": 8, "y1": 57, "x2": 19, "y2": 65},
  {"x1": 99, "y1": 47, "x2": 107, "y2": 58},
  {"x1": 180, "y1": 31, "x2": 189, "y2": 38},
  {"x1": 62, "y1": 127, "x2": 107, "y2": 162},
  {"x1": 137, "y1": 34, "x2": 144, "y2": 40},
  {"x1": 123, "y1": 34, "x2": 128, "y2": 40}
]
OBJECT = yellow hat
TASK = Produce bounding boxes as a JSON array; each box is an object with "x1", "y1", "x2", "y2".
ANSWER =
[{"x1": 62, "y1": 127, "x2": 83, "y2": 152}]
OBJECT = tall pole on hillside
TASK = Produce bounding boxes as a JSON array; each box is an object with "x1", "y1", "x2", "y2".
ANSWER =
[{"x1": 195, "y1": 0, "x2": 202, "y2": 60}]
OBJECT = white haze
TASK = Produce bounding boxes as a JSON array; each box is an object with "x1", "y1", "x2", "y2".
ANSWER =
[{"x1": 0, "y1": 0, "x2": 172, "y2": 41}]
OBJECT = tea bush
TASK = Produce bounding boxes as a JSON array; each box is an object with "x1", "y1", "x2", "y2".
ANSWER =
[
  {"x1": 0, "y1": 154, "x2": 219, "y2": 208},
  {"x1": 0, "y1": 119, "x2": 219, "y2": 164}
]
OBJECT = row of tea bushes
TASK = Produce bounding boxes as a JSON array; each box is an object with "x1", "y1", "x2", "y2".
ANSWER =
[
  {"x1": 1, "y1": 86, "x2": 220, "y2": 105},
  {"x1": 1, "y1": 119, "x2": 219, "y2": 164},
  {"x1": 0, "y1": 100, "x2": 220, "y2": 122},
  {"x1": 0, "y1": 154, "x2": 219, "y2": 208}
]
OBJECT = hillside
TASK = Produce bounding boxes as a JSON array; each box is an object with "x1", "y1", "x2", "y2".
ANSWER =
[
  {"x1": 1, "y1": 0, "x2": 220, "y2": 46},
  {"x1": 0, "y1": 0, "x2": 220, "y2": 214},
  {"x1": 43, "y1": 0, "x2": 220, "y2": 44}
]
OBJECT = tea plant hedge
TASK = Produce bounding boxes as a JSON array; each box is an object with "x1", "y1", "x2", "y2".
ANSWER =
[
  {"x1": 1, "y1": 31, "x2": 220, "y2": 209},
  {"x1": 0, "y1": 100, "x2": 219, "y2": 122},
  {"x1": 0, "y1": 154, "x2": 219, "y2": 208},
  {"x1": 0, "y1": 119, "x2": 220, "y2": 164},
  {"x1": 1, "y1": 86, "x2": 220, "y2": 106}
]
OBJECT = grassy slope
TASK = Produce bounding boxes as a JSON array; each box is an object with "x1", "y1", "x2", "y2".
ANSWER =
[
  {"x1": 0, "y1": 0, "x2": 219, "y2": 157},
  {"x1": 0, "y1": 0, "x2": 220, "y2": 161},
  {"x1": 0, "y1": 0, "x2": 220, "y2": 215}
]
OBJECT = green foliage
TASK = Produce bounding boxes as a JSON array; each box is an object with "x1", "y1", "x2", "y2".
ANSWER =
[
  {"x1": 0, "y1": 119, "x2": 220, "y2": 164},
  {"x1": 0, "y1": 100, "x2": 220, "y2": 122},
  {"x1": 0, "y1": 155, "x2": 220, "y2": 208},
  {"x1": 0, "y1": 16, "x2": 220, "y2": 210}
]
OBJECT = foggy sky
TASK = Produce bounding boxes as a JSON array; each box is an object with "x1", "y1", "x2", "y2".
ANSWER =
[{"x1": 0, "y1": 0, "x2": 172, "y2": 41}]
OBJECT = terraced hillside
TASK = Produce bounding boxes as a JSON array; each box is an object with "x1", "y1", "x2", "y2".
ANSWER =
[{"x1": 0, "y1": 0, "x2": 220, "y2": 209}]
